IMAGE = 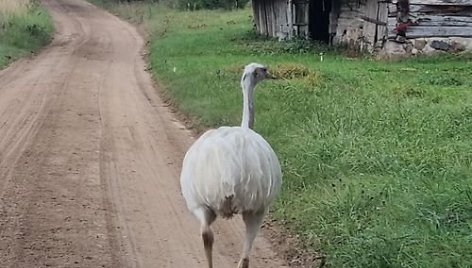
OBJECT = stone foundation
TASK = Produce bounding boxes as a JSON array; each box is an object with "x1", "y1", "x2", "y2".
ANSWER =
[{"x1": 378, "y1": 37, "x2": 472, "y2": 59}]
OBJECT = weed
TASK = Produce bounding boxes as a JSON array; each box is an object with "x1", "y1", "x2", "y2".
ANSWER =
[{"x1": 0, "y1": 0, "x2": 53, "y2": 68}]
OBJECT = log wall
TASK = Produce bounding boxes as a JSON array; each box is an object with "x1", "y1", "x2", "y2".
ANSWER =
[
  {"x1": 251, "y1": 0, "x2": 472, "y2": 54},
  {"x1": 387, "y1": 0, "x2": 472, "y2": 39}
]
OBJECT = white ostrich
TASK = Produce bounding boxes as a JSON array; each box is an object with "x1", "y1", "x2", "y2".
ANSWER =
[{"x1": 180, "y1": 63, "x2": 282, "y2": 268}]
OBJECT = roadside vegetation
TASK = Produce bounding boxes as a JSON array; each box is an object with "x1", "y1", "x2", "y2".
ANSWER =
[
  {"x1": 0, "y1": 0, "x2": 53, "y2": 68},
  {"x1": 92, "y1": 1, "x2": 472, "y2": 267}
]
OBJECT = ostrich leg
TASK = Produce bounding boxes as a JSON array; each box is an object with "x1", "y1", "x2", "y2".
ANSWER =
[
  {"x1": 238, "y1": 210, "x2": 266, "y2": 268},
  {"x1": 194, "y1": 207, "x2": 216, "y2": 268}
]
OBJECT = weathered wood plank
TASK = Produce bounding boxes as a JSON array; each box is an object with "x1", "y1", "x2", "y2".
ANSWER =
[
  {"x1": 363, "y1": 0, "x2": 380, "y2": 48},
  {"x1": 339, "y1": 8, "x2": 362, "y2": 16},
  {"x1": 329, "y1": 2, "x2": 340, "y2": 35},
  {"x1": 273, "y1": 0, "x2": 285, "y2": 36},
  {"x1": 254, "y1": 0, "x2": 260, "y2": 34},
  {"x1": 387, "y1": 20, "x2": 397, "y2": 30},
  {"x1": 287, "y1": 0, "x2": 293, "y2": 38},
  {"x1": 337, "y1": 17, "x2": 364, "y2": 28},
  {"x1": 391, "y1": 0, "x2": 472, "y2": 5},
  {"x1": 388, "y1": 25, "x2": 472, "y2": 38},
  {"x1": 339, "y1": 12, "x2": 364, "y2": 21},
  {"x1": 260, "y1": 0, "x2": 268, "y2": 35},
  {"x1": 362, "y1": 15, "x2": 388, "y2": 25},
  {"x1": 340, "y1": 6, "x2": 363, "y2": 12},
  {"x1": 377, "y1": 1, "x2": 389, "y2": 43},
  {"x1": 267, "y1": 0, "x2": 274, "y2": 36},
  {"x1": 274, "y1": 0, "x2": 283, "y2": 36},
  {"x1": 388, "y1": 15, "x2": 472, "y2": 27},
  {"x1": 253, "y1": 0, "x2": 262, "y2": 35},
  {"x1": 389, "y1": 3, "x2": 472, "y2": 16}
]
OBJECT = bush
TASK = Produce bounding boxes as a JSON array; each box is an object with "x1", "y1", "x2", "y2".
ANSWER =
[
  {"x1": 0, "y1": 7, "x2": 52, "y2": 49},
  {"x1": 177, "y1": 0, "x2": 250, "y2": 10},
  {"x1": 0, "y1": 0, "x2": 53, "y2": 68}
]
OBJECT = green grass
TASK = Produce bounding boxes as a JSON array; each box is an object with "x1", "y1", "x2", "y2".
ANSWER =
[
  {"x1": 0, "y1": 1, "x2": 54, "y2": 68},
  {"x1": 93, "y1": 2, "x2": 472, "y2": 267}
]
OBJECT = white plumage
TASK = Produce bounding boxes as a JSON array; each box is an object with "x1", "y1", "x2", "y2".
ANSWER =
[
  {"x1": 180, "y1": 63, "x2": 282, "y2": 268},
  {"x1": 181, "y1": 126, "x2": 281, "y2": 217}
]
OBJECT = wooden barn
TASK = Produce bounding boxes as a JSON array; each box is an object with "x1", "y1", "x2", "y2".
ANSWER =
[{"x1": 251, "y1": 0, "x2": 472, "y2": 54}]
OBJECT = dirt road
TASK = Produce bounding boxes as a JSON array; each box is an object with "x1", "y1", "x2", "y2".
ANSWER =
[{"x1": 0, "y1": 0, "x2": 287, "y2": 267}]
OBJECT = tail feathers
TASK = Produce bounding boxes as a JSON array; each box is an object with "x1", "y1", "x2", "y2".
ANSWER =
[{"x1": 219, "y1": 195, "x2": 238, "y2": 218}]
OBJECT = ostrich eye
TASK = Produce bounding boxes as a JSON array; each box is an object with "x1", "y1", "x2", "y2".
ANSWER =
[{"x1": 257, "y1": 68, "x2": 267, "y2": 77}]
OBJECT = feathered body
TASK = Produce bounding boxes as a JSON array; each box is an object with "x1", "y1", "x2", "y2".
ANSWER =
[
  {"x1": 179, "y1": 63, "x2": 282, "y2": 268},
  {"x1": 180, "y1": 126, "x2": 281, "y2": 218}
]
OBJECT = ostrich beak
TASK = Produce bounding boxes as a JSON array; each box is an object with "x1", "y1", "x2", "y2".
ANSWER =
[{"x1": 266, "y1": 71, "x2": 276, "y2": 80}]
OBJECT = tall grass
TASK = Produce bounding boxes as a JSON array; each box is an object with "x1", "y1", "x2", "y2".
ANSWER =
[
  {"x1": 92, "y1": 2, "x2": 472, "y2": 267},
  {"x1": 0, "y1": 0, "x2": 53, "y2": 68},
  {"x1": 0, "y1": 0, "x2": 29, "y2": 15}
]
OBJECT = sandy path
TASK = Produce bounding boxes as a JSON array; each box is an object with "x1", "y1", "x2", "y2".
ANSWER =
[{"x1": 0, "y1": 0, "x2": 287, "y2": 267}]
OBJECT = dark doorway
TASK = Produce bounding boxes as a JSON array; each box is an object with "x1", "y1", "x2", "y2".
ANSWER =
[{"x1": 309, "y1": 0, "x2": 332, "y2": 43}]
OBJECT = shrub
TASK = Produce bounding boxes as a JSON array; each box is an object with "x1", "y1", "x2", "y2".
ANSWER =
[{"x1": 177, "y1": 0, "x2": 250, "y2": 10}]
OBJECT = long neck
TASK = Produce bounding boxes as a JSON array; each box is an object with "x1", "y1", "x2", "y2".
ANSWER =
[{"x1": 241, "y1": 77, "x2": 256, "y2": 129}]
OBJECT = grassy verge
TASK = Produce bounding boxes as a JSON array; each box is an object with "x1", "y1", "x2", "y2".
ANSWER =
[
  {"x1": 92, "y1": 2, "x2": 472, "y2": 267},
  {"x1": 0, "y1": 0, "x2": 54, "y2": 68}
]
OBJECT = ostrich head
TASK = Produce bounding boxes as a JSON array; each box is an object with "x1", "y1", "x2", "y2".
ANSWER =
[
  {"x1": 241, "y1": 63, "x2": 274, "y2": 89},
  {"x1": 240, "y1": 63, "x2": 274, "y2": 129}
]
